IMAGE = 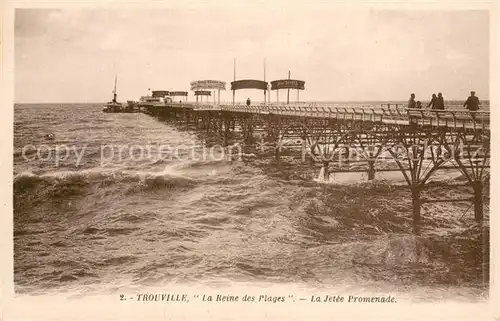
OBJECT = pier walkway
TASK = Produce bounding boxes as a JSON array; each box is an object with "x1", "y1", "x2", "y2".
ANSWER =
[{"x1": 188, "y1": 103, "x2": 490, "y2": 130}]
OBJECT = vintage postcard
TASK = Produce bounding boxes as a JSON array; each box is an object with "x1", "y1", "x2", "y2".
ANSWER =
[{"x1": 1, "y1": 0, "x2": 499, "y2": 320}]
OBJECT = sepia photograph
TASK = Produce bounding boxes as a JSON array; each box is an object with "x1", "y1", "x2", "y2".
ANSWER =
[{"x1": 4, "y1": 1, "x2": 498, "y2": 319}]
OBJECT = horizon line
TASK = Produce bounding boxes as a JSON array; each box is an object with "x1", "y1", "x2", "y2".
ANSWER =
[{"x1": 13, "y1": 98, "x2": 491, "y2": 105}]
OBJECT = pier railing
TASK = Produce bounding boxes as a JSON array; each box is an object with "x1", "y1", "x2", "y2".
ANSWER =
[
  {"x1": 406, "y1": 108, "x2": 489, "y2": 131},
  {"x1": 189, "y1": 103, "x2": 489, "y2": 130}
]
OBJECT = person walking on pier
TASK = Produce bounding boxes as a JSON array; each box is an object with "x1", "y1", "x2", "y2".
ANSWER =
[
  {"x1": 246, "y1": 97, "x2": 251, "y2": 106},
  {"x1": 427, "y1": 93, "x2": 437, "y2": 109},
  {"x1": 408, "y1": 93, "x2": 416, "y2": 109},
  {"x1": 435, "y1": 92, "x2": 445, "y2": 110},
  {"x1": 464, "y1": 91, "x2": 480, "y2": 120},
  {"x1": 464, "y1": 91, "x2": 480, "y2": 111}
]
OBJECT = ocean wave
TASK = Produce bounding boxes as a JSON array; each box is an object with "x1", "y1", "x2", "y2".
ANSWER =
[
  {"x1": 15, "y1": 168, "x2": 197, "y2": 187},
  {"x1": 166, "y1": 158, "x2": 232, "y2": 171},
  {"x1": 13, "y1": 168, "x2": 201, "y2": 209}
]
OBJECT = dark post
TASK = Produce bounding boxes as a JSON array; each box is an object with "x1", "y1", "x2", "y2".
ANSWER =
[
  {"x1": 367, "y1": 161, "x2": 375, "y2": 180},
  {"x1": 307, "y1": 144, "x2": 315, "y2": 166},
  {"x1": 275, "y1": 146, "x2": 281, "y2": 167},
  {"x1": 263, "y1": 59, "x2": 266, "y2": 105},
  {"x1": 286, "y1": 70, "x2": 290, "y2": 105},
  {"x1": 310, "y1": 154, "x2": 315, "y2": 166},
  {"x1": 473, "y1": 180, "x2": 484, "y2": 223},
  {"x1": 223, "y1": 118, "x2": 231, "y2": 146},
  {"x1": 233, "y1": 58, "x2": 236, "y2": 106},
  {"x1": 245, "y1": 123, "x2": 254, "y2": 145},
  {"x1": 322, "y1": 161, "x2": 330, "y2": 181},
  {"x1": 275, "y1": 133, "x2": 281, "y2": 167},
  {"x1": 411, "y1": 185, "x2": 422, "y2": 234}
]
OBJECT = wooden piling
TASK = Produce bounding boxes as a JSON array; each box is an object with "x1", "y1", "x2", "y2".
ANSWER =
[
  {"x1": 322, "y1": 161, "x2": 330, "y2": 181},
  {"x1": 367, "y1": 161, "x2": 375, "y2": 180},
  {"x1": 411, "y1": 185, "x2": 422, "y2": 234},
  {"x1": 473, "y1": 180, "x2": 484, "y2": 223},
  {"x1": 275, "y1": 146, "x2": 281, "y2": 167}
]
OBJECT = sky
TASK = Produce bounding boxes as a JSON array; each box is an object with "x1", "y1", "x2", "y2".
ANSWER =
[{"x1": 14, "y1": 6, "x2": 490, "y2": 103}]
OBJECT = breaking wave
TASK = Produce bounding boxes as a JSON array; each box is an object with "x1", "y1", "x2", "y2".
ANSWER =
[{"x1": 13, "y1": 167, "x2": 202, "y2": 211}]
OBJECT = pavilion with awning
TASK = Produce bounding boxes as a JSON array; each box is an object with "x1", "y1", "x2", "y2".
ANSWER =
[
  {"x1": 169, "y1": 91, "x2": 188, "y2": 103},
  {"x1": 230, "y1": 79, "x2": 269, "y2": 106},
  {"x1": 270, "y1": 78, "x2": 305, "y2": 104},
  {"x1": 190, "y1": 80, "x2": 226, "y2": 104}
]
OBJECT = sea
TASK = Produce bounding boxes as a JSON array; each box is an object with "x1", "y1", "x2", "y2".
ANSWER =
[{"x1": 13, "y1": 103, "x2": 489, "y2": 301}]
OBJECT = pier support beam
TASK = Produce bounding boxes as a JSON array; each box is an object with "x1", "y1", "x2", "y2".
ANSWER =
[
  {"x1": 322, "y1": 161, "x2": 330, "y2": 181},
  {"x1": 387, "y1": 129, "x2": 447, "y2": 234},
  {"x1": 246, "y1": 126, "x2": 254, "y2": 145},
  {"x1": 223, "y1": 118, "x2": 232, "y2": 146},
  {"x1": 411, "y1": 185, "x2": 422, "y2": 234},
  {"x1": 264, "y1": 116, "x2": 283, "y2": 167},
  {"x1": 275, "y1": 146, "x2": 281, "y2": 167},
  {"x1": 309, "y1": 153, "x2": 316, "y2": 167},
  {"x1": 241, "y1": 122, "x2": 254, "y2": 145},
  {"x1": 452, "y1": 130, "x2": 489, "y2": 224},
  {"x1": 473, "y1": 180, "x2": 484, "y2": 223},
  {"x1": 367, "y1": 161, "x2": 376, "y2": 181}
]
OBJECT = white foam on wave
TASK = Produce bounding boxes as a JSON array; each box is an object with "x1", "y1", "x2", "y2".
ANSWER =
[{"x1": 14, "y1": 165, "x2": 198, "y2": 188}]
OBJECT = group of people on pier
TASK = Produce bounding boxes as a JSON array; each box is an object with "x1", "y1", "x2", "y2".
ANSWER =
[{"x1": 408, "y1": 91, "x2": 481, "y2": 111}]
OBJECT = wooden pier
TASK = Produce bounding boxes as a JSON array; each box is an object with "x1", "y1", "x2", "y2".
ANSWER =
[{"x1": 142, "y1": 102, "x2": 490, "y2": 233}]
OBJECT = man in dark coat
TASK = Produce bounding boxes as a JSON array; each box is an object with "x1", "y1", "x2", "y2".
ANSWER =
[
  {"x1": 464, "y1": 91, "x2": 480, "y2": 111},
  {"x1": 427, "y1": 94, "x2": 437, "y2": 109},
  {"x1": 435, "y1": 92, "x2": 445, "y2": 110},
  {"x1": 246, "y1": 98, "x2": 251, "y2": 106},
  {"x1": 408, "y1": 93, "x2": 416, "y2": 109}
]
